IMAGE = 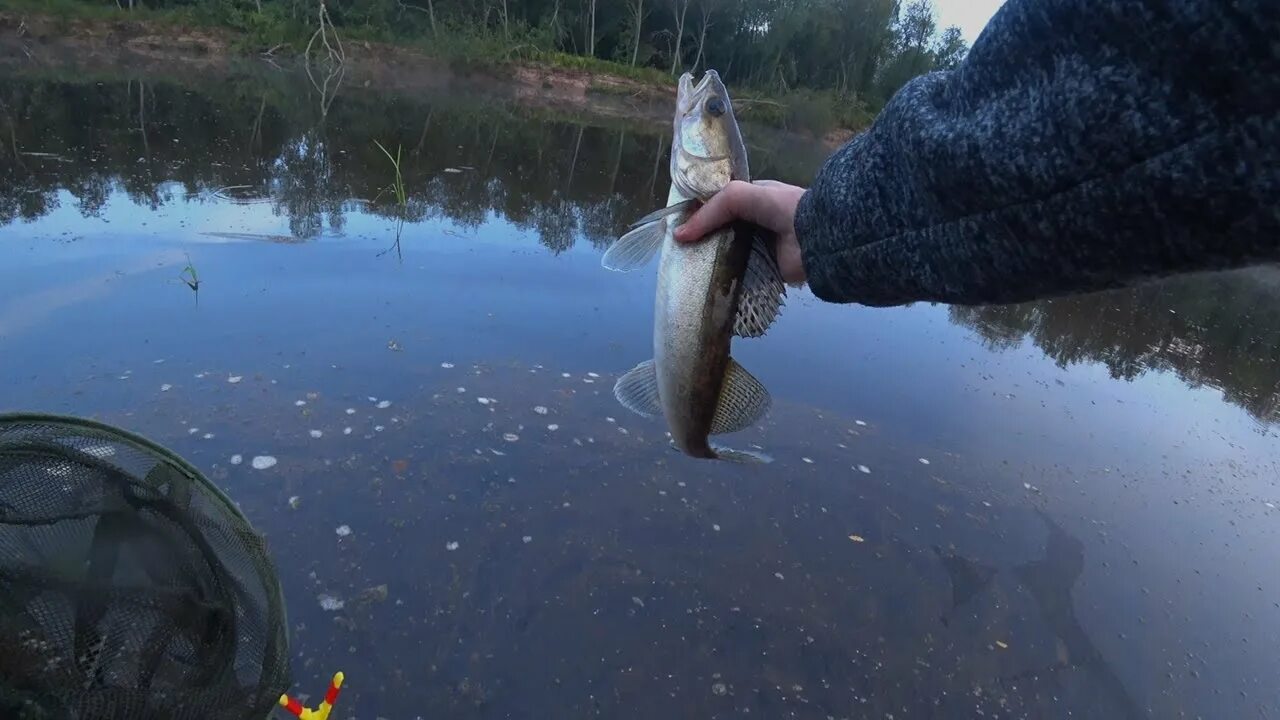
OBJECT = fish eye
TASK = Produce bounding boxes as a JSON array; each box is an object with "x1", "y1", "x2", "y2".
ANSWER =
[{"x1": 705, "y1": 97, "x2": 726, "y2": 117}]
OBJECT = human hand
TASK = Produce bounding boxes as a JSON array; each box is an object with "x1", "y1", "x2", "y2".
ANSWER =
[{"x1": 673, "y1": 180, "x2": 807, "y2": 284}]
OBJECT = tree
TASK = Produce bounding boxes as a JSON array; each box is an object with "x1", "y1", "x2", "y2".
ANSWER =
[
  {"x1": 932, "y1": 25, "x2": 968, "y2": 70},
  {"x1": 897, "y1": 0, "x2": 937, "y2": 76},
  {"x1": 667, "y1": 0, "x2": 691, "y2": 75},
  {"x1": 585, "y1": 0, "x2": 597, "y2": 56},
  {"x1": 625, "y1": 0, "x2": 649, "y2": 66},
  {"x1": 690, "y1": 0, "x2": 720, "y2": 72}
]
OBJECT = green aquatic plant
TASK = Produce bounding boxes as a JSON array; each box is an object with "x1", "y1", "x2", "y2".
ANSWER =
[
  {"x1": 373, "y1": 139, "x2": 407, "y2": 211},
  {"x1": 179, "y1": 254, "x2": 200, "y2": 291},
  {"x1": 373, "y1": 140, "x2": 407, "y2": 261}
]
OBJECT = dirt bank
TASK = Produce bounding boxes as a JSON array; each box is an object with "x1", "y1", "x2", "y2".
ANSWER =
[{"x1": 0, "y1": 12, "x2": 673, "y2": 124}]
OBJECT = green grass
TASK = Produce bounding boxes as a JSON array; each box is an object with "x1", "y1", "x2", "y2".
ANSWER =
[
  {"x1": 372, "y1": 140, "x2": 407, "y2": 211},
  {"x1": 733, "y1": 88, "x2": 874, "y2": 136},
  {"x1": 179, "y1": 254, "x2": 200, "y2": 291},
  {"x1": 532, "y1": 51, "x2": 670, "y2": 86}
]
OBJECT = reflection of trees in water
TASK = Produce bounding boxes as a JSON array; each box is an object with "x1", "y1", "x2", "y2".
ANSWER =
[
  {"x1": 0, "y1": 73, "x2": 289, "y2": 224},
  {"x1": 271, "y1": 130, "x2": 349, "y2": 239},
  {"x1": 0, "y1": 72, "x2": 673, "y2": 251},
  {"x1": 1, "y1": 70, "x2": 825, "y2": 255},
  {"x1": 950, "y1": 269, "x2": 1280, "y2": 423}
]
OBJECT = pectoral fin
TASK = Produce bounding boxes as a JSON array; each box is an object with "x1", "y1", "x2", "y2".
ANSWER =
[
  {"x1": 734, "y1": 234, "x2": 786, "y2": 338},
  {"x1": 601, "y1": 200, "x2": 697, "y2": 272},
  {"x1": 710, "y1": 358, "x2": 771, "y2": 435},
  {"x1": 602, "y1": 221, "x2": 666, "y2": 272},
  {"x1": 628, "y1": 199, "x2": 696, "y2": 229},
  {"x1": 614, "y1": 360, "x2": 662, "y2": 418}
]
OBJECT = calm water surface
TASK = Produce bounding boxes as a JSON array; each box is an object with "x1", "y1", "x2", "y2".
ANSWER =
[{"x1": 1, "y1": 63, "x2": 1278, "y2": 719}]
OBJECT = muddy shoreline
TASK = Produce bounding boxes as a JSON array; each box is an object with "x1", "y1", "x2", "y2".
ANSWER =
[
  {"x1": 0, "y1": 12, "x2": 677, "y2": 127},
  {"x1": 0, "y1": 12, "x2": 856, "y2": 146}
]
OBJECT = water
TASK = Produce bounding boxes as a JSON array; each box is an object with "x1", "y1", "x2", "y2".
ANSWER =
[{"x1": 2, "y1": 62, "x2": 1278, "y2": 718}]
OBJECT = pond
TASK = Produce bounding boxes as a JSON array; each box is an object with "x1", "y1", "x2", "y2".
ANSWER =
[{"x1": 1, "y1": 60, "x2": 1278, "y2": 719}]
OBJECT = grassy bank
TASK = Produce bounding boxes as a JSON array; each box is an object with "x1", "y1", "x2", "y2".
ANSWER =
[{"x1": 3, "y1": 0, "x2": 872, "y2": 137}]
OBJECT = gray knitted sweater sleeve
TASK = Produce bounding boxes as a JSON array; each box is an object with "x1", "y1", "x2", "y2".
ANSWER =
[{"x1": 793, "y1": 0, "x2": 1280, "y2": 307}]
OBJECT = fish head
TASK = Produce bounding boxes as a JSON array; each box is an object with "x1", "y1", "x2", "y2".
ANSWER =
[{"x1": 672, "y1": 70, "x2": 748, "y2": 200}]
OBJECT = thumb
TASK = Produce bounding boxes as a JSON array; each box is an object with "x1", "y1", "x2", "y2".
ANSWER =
[{"x1": 673, "y1": 181, "x2": 759, "y2": 243}]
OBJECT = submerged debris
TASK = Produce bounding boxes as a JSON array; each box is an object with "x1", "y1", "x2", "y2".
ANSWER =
[
  {"x1": 335, "y1": 525, "x2": 352, "y2": 537},
  {"x1": 534, "y1": 406, "x2": 548, "y2": 415},
  {"x1": 317, "y1": 594, "x2": 345, "y2": 611},
  {"x1": 919, "y1": 458, "x2": 931, "y2": 465},
  {"x1": 354, "y1": 584, "x2": 389, "y2": 606},
  {"x1": 346, "y1": 408, "x2": 356, "y2": 415},
  {"x1": 503, "y1": 433, "x2": 520, "y2": 442},
  {"x1": 288, "y1": 496, "x2": 301, "y2": 509},
  {"x1": 376, "y1": 400, "x2": 392, "y2": 409},
  {"x1": 445, "y1": 541, "x2": 459, "y2": 551},
  {"x1": 309, "y1": 430, "x2": 323, "y2": 439},
  {"x1": 848, "y1": 534, "x2": 866, "y2": 543},
  {"x1": 251, "y1": 456, "x2": 277, "y2": 470},
  {"x1": 344, "y1": 427, "x2": 353, "y2": 435},
  {"x1": 160, "y1": 384, "x2": 172, "y2": 392},
  {"x1": 547, "y1": 424, "x2": 560, "y2": 431},
  {"x1": 441, "y1": 362, "x2": 455, "y2": 369},
  {"x1": 228, "y1": 375, "x2": 243, "y2": 384},
  {"x1": 522, "y1": 535, "x2": 533, "y2": 544},
  {"x1": 230, "y1": 454, "x2": 243, "y2": 466},
  {"x1": 857, "y1": 465, "x2": 871, "y2": 474}
]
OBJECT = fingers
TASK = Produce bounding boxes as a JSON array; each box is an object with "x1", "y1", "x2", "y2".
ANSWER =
[{"x1": 673, "y1": 181, "x2": 761, "y2": 243}]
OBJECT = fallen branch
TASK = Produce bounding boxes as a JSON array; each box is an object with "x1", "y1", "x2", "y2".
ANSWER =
[{"x1": 733, "y1": 98, "x2": 785, "y2": 108}]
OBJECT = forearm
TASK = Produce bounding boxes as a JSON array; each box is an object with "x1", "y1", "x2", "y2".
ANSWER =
[{"x1": 794, "y1": 0, "x2": 1280, "y2": 306}]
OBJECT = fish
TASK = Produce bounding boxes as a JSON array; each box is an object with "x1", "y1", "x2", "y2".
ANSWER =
[{"x1": 601, "y1": 70, "x2": 785, "y2": 463}]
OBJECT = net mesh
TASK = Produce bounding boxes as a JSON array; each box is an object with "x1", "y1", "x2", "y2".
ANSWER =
[{"x1": 0, "y1": 414, "x2": 289, "y2": 720}]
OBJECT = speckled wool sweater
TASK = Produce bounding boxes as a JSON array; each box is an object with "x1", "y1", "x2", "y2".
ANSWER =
[{"x1": 793, "y1": 0, "x2": 1280, "y2": 307}]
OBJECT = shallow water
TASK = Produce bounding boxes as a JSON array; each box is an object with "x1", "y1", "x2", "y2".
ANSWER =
[{"x1": 1, "y1": 63, "x2": 1278, "y2": 718}]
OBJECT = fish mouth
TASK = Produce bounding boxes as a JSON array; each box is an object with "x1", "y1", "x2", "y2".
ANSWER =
[{"x1": 676, "y1": 70, "x2": 726, "y2": 116}]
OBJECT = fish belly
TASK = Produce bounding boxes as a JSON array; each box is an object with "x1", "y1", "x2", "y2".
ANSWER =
[{"x1": 654, "y1": 222, "x2": 735, "y2": 457}]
